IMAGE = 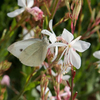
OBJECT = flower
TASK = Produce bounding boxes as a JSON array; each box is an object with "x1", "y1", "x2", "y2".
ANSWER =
[
  {"x1": 93, "y1": 50, "x2": 100, "y2": 73},
  {"x1": 36, "y1": 85, "x2": 55, "y2": 100},
  {"x1": 51, "y1": 60, "x2": 71, "y2": 83},
  {"x1": 60, "y1": 29, "x2": 90, "y2": 69},
  {"x1": 41, "y1": 20, "x2": 66, "y2": 61},
  {"x1": 0, "y1": 75, "x2": 10, "y2": 86},
  {"x1": 93, "y1": 50, "x2": 100, "y2": 59},
  {"x1": 28, "y1": 6, "x2": 43, "y2": 21},
  {"x1": 7, "y1": 0, "x2": 34, "y2": 17},
  {"x1": 52, "y1": 86, "x2": 71, "y2": 100},
  {"x1": 23, "y1": 28, "x2": 34, "y2": 40}
]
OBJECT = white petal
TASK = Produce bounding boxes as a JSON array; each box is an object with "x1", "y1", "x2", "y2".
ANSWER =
[
  {"x1": 93, "y1": 51, "x2": 100, "y2": 59},
  {"x1": 66, "y1": 67, "x2": 71, "y2": 73},
  {"x1": 36, "y1": 85, "x2": 41, "y2": 91},
  {"x1": 70, "y1": 48, "x2": 81, "y2": 69},
  {"x1": 52, "y1": 46, "x2": 58, "y2": 61},
  {"x1": 18, "y1": 0, "x2": 26, "y2": 7},
  {"x1": 62, "y1": 75, "x2": 70, "y2": 80},
  {"x1": 49, "y1": 34, "x2": 57, "y2": 43},
  {"x1": 72, "y1": 40, "x2": 91, "y2": 52},
  {"x1": 51, "y1": 70, "x2": 57, "y2": 76},
  {"x1": 23, "y1": 28, "x2": 28, "y2": 35},
  {"x1": 61, "y1": 28, "x2": 74, "y2": 43},
  {"x1": 7, "y1": 8, "x2": 25, "y2": 17},
  {"x1": 27, "y1": 0, "x2": 34, "y2": 8},
  {"x1": 36, "y1": 85, "x2": 52, "y2": 97},
  {"x1": 41, "y1": 30, "x2": 52, "y2": 36},
  {"x1": 49, "y1": 19, "x2": 54, "y2": 33},
  {"x1": 58, "y1": 60, "x2": 63, "y2": 65},
  {"x1": 48, "y1": 42, "x2": 67, "y2": 48}
]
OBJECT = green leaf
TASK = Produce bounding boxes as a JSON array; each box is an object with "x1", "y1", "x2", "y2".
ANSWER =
[{"x1": 24, "y1": 81, "x2": 40, "y2": 92}]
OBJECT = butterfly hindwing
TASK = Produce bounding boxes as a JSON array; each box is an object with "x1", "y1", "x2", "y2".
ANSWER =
[{"x1": 19, "y1": 39, "x2": 48, "y2": 66}]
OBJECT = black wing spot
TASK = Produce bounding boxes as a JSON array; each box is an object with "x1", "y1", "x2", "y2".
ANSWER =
[{"x1": 20, "y1": 49, "x2": 23, "y2": 52}]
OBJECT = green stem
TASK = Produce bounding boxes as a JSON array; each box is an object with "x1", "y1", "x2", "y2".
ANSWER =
[
  {"x1": 15, "y1": 70, "x2": 35, "y2": 100},
  {"x1": 50, "y1": 0, "x2": 60, "y2": 19},
  {"x1": 0, "y1": 14, "x2": 27, "y2": 45},
  {"x1": 71, "y1": 69, "x2": 73, "y2": 100}
]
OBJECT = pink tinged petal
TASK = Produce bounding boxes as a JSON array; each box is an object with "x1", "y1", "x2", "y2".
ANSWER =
[
  {"x1": 64, "y1": 86, "x2": 70, "y2": 92},
  {"x1": 72, "y1": 40, "x2": 91, "y2": 52},
  {"x1": 27, "y1": 0, "x2": 34, "y2": 8},
  {"x1": 60, "y1": 92, "x2": 68, "y2": 97},
  {"x1": 18, "y1": 0, "x2": 26, "y2": 7},
  {"x1": 93, "y1": 51, "x2": 100, "y2": 59},
  {"x1": 49, "y1": 34, "x2": 57, "y2": 43},
  {"x1": 48, "y1": 42, "x2": 67, "y2": 49},
  {"x1": 52, "y1": 46, "x2": 58, "y2": 61},
  {"x1": 61, "y1": 28, "x2": 74, "y2": 43},
  {"x1": 62, "y1": 75, "x2": 70, "y2": 80},
  {"x1": 41, "y1": 30, "x2": 52, "y2": 36},
  {"x1": 7, "y1": 8, "x2": 25, "y2": 17},
  {"x1": 70, "y1": 48, "x2": 81, "y2": 69},
  {"x1": 70, "y1": 36, "x2": 81, "y2": 46}
]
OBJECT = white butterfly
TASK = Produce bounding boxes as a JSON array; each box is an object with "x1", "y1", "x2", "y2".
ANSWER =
[{"x1": 7, "y1": 37, "x2": 49, "y2": 67}]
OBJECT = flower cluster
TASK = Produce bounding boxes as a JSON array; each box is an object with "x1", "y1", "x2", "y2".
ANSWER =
[
  {"x1": 7, "y1": 0, "x2": 43, "y2": 21},
  {"x1": 6, "y1": 0, "x2": 95, "y2": 100},
  {"x1": 42, "y1": 19, "x2": 90, "y2": 70}
]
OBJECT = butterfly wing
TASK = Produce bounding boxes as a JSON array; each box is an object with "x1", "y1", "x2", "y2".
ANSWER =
[
  {"x1": 19, "y1": 39, "x2": 48, "y2": 66},
  {"x1": 7, "y1": 38, "x2": 41, "y2": 58}
]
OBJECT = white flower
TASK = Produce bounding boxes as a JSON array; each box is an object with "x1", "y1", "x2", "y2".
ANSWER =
[
  {"x1": 41, "y1": 20, "x2": 57, "y2": 44},
  {"x1": 7, "y1": 0, "x2": 34, "y2": 17},
  {"x1": 51, "y1": 60, "x2": 71, "y2": 82},
  {"x1": 23, "y1": 28, "x2": 34, "y2": 40},
  {"x1": 36, "y1": 85, "x2": 55, "y2": 100},
  {"x1": 41, "y1": 20, "x2": 58, "y2": 61},
  {"x1": 93, "y1": 50, "x2": 100, "y2": 59},
  {"x1": 60, "y1": 29, "x2": 90, "y2": 69}
]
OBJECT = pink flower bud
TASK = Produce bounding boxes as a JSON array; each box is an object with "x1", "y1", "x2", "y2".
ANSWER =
[
  {"x1": 1, "y1": 75, "x2": 10, "y2": 86},
  {"x1": 27, "y1": 6, "x2": 43, "y2": 21}
]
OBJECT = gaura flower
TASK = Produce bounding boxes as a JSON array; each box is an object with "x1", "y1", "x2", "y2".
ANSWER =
[
  {"x1": 41, "y1": 20, "x2": 58, "y2": 61},
  {"x1": 41, "y1": 19, "x2": 66, "y2": 61},
  {"x1": 60, "y1": 29, "x2": 90, "y2": 69},
  {"x1": 52, "y1": 86, "x2": 71, "y2": 100},
  {"x1": 51, "y1": 60, "x2": 71, "y2": 83},
  {"x1": 7, "y1": 0, "x2": 34, "y2": 17}
]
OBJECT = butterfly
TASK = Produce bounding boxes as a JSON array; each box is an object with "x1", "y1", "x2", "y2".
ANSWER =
[{"x1": 7, "y1": 37, "x2": 49, "y2": 66}]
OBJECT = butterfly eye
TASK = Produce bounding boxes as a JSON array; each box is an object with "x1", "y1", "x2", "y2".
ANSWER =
[{"x1": 20, "y1": 49, "x2": 23, "y2": 52}]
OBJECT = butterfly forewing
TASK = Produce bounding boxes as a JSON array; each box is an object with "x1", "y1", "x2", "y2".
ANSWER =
[{"x1": 7, "y1": 38, "x2": 41, "y2": 58}]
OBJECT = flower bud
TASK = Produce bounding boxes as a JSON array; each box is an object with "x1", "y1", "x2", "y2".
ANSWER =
[
  {"x1": 27, "y1": 6, "x2": 43, "y2": 21},
  {"x1": 1, "y1": 75, "x2": 10, "y2": 86},
  {"x1": 73, "y1": 0, "x2": 82, "y2": 20}
]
